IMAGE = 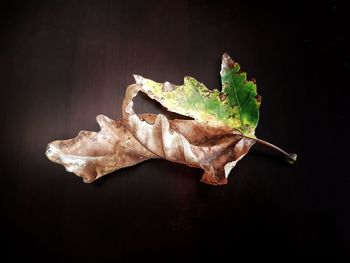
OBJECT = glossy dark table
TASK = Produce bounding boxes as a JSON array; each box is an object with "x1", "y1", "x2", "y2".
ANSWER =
[{"x1": 1, "y1": 0, "x2": 346, "y2": 262}]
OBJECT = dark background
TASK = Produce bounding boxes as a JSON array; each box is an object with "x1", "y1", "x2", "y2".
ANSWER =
[{"x1": 1, "y1": 0, "x2": 347, "y2": 262}]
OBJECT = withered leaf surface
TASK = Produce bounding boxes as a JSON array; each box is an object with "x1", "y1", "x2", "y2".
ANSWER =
[
  {"x1": 122, "y1": 84, "x2": 255, "y2": 185},
  {"x1": 46, "y1": 115, "x2": 158, "y2": 183}
]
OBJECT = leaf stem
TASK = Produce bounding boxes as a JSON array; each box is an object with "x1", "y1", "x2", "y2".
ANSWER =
[{"x1": 252, "y1": 137, "x2": 297, "y2": 164}]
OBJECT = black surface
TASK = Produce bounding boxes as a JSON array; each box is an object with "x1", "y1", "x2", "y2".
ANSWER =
[{"x1": 1, "y1": 0, "x2": 347, "y2": 262}]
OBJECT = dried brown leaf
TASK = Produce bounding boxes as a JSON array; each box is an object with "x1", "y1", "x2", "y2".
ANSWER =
[{"x1": 46, "y1": 85, "x2": 255, "y2": 185}]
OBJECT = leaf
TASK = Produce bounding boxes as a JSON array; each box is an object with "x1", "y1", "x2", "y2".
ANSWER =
[
  {"x1": 123, "y1": 84, "x2": 255, "y2": 185},
  {"x1": 45, "y1": 53, "x2": 296, "y2": 185},
  {"x1": 133, "y1": 53, "x2": 261, "y2": 137}
]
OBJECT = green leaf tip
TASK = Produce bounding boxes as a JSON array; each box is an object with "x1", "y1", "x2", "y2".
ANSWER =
[
  {"x1": 220, "y1": 53, "x2": 261, "y2": 136},
  {"x1": 134, "y1": 53, "x2": 261, "y2": 137}
]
